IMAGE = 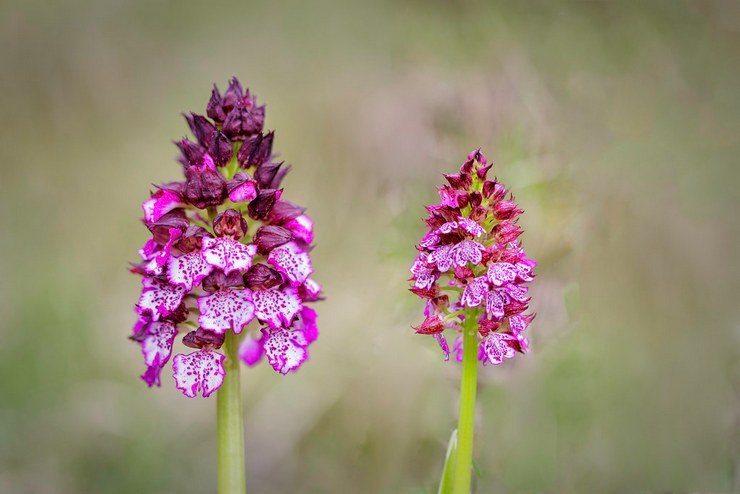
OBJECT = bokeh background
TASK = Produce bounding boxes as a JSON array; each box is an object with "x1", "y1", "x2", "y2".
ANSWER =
[{"x1": 1, "y1": 1, "x2": 739, "y2": 492}]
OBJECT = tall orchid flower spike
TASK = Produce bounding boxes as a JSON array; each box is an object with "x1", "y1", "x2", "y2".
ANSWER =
[
  {"x1": 409, "y1": 149, "x2": 536, "y2": 494},
  {"x1": 128, "y1": 78, "x2": 322, "y2": 494}
]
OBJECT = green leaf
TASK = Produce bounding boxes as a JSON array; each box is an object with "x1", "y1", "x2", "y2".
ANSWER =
[{"x1": 437, "y1": 429, "x2": 458, "y2": 494}]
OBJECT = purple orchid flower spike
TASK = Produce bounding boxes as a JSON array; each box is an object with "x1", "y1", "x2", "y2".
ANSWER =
[
  {"x1": 129, "y1": 78, "x2": 322, "y2": 401},
  {"x1": 408, "y1": 149, "x2": 536, "y2": 493},
  {"x1": 409, "y1": 148, "x2": 535, "y2": 365}
]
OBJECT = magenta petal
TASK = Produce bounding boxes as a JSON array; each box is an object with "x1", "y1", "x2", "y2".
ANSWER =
[
  {"x1": 487, "y1": 262, "x2": 518, "y2": 286},
  {"x1": 460, "y1": 276, "x2": 489, "y2": 308},
  {"x1": 411, "y1": 256, "x2": 438, "y2": 290},
  {"x1": 253, "y1": 286, "x2": 302, "y2": 329},
  {"x1": 141, "y1": 321, "x2": 178, "y2": 368},
  {"x1": 457, "y1": 216, "x2": 485, "y2": 238},
  {"x1": 437, "y1": 221, "x2": 459, "y2": 234},
  {"x1": 267, "y1": 241, "x2": 313, "y2": 286},
  {"x1": 480, "y1": 333, "x2": 517, "y2": 365},
  {"x1": 452, "y1": 335, "x2": 464, "y2": 362},
  {"x1": 301, "y1": 278, "x2": 322, "y2": 301},
  {"x1": 138, "y1": 277, "x2": 186, "y2": 321},
  {"x1": 503, "y1": 283, "x2": 529, "y2": 302},
  {"x1": 172, "y1": 349, "x2": 226, "y2": 398},
  {"x1": 283, "y1": 214, "x2": 314, "y2": 244},
  {"x1": 452, "y1": 240, "x2": 484, "y2": 267},
  {"x1": 238, "y1": 331, "x2": 265, "y2": 366},
  {"x1": 263, "y1": 327, "x2": 308, "y2": 374},
  {"x1": 197, "y1": 288, "x2": 255, "y2": 334},
  {"x1": 143, "y1": 189, "x2": 184, "y2": 225},
  {"x1": 434, "y1": 333, "x2": 450, "y2": 361},
  {"x1": 294, "y1": 306, "x2": 319, "y2": 344},
  {"x1": 428, "y1": 245, "x2": 454, "y2": 272},
  {"x1": 228, "y1": 180, "x2": 258, "y2": 203},
  {"x1": 508, "y1": 314, "x2": 529, "y2": 334},
  {"x1": 143, "y1": 228, "x2": 183, "y2": 275},
  {"x1": 167, "y1": 250, "x2": 214, "y2": 291},
  {"x1": 515, "y1": 262, "x2": 534, "y2": 282},
  {"x1": 202, "y1": 237, "x2": 257, "y2": 275},
  {"x1": 485, "y1": 290, "x2": 507, "y2": 320}
]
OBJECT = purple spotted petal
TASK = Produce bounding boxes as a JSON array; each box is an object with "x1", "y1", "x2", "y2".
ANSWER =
[
  {"x1": 138, "y1": 277, "x2": 186, "y2": 321},
  {"x1": 503, "y1": 283, "x2": 529, "y2": 302},
  {"x1": 457, "y1": 216, "x2": 485, "y2": 237},
  {"x1": 253, "y1": 286, "x2": 302, "y2": 329},
  {"x1": 143, "y1": 189, "x2": 184, "y2": 225},
  {"x1": 434, "y1": 333, "x2": 450, "y2": 361},
  {"x1": 172, "y1": 349, "x2": 225, "y2": 398},
  {"x1": 480, "y1": 333, "x2": 517, "y2": 365},
  {"x1": 301, "y1": 278, "x2": 322, "y2": 301},
  {"x1": 294, "y1": 306, "x2": 318, "y2": 344},
  {"x1": 139, "y1": 321, "x2": 178, "y2": 387},
  {"x1": 515, "y1": 262, "x2": 534, "y2": 282},
  {"x1": 437, "y1": 221, "x2": 459, "y2": 234},
  {"x1": 167, "y1": 250, "x2": 213, "y2": 291},
  {"x1": 411, "y1": 256, "x2": 438, "y2": 290},
  {"x1": 452, "y1": 335, "x2": 464, "y2": 362},
  {"x1": 460, "y1": 276, "x2": 489, "y2": 308},
  {"x1": 418, "y1": 231, "x2": 440, "y2": 248},
  {"x1": 283, "y1": 214, "x2": 314, "y2": 244},
  {"x1": 228, "y1": 179, "x2": 257, "y2": 203},
  {"x1": 202, "y1": 237, "x2": 257, "y2": 275},
  {"x1": 142, "y1": 228, "x2": 182, "y2": 275},
  {"x1": 197, "y1": 288, "x2": 255, "y2": 334},
  {"x1": 485, "y1": 289, "x2": 508, "y2": 320},
  {"x1": 238, "y1": 331, "x2": 265, "y2": 366},
  {"x1": 508, "y1": 314, "x2": 530, "y2": 335},
  {"x1": 487, "y1": 262, "x2": 518, "y2": 286},
  {"x1": 428, "y1": 245, "x2": 454, "y2": 272},
  {"x1": 267, "y1": 241, "x2": 313, "y2": 286},
  {"x1": 452, "y1": 240, "x2": 485, "y2": 267},
  {"x1": 262, "y1": 326, "x2": 309, "y2": 374}
]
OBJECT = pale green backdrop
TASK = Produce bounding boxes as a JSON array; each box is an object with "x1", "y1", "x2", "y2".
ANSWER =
[{"x1": 1, "y1": 1, "x2": 738, "y2": 492}]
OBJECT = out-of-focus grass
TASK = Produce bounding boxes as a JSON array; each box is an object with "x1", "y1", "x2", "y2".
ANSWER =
[{"x1": 1, "y1": 1, "x2": 738, "y2": 492}]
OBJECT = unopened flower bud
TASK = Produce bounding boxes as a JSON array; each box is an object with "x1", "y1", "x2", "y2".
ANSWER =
[
  {"x1": 248, "y1": 189, "x2": 282, "y2": 220},
  {"x1": 493, "y1": 200, "x2": 523, "y2": 220},
  {"x1": 254, "y1": 162, "x2": 285, "y2": 189},
  {"x1": 208, "y1": 130, "x2": 233, "y2": 166},
  {"x1": 237, "y1": 131, "x2": 274, "y2": 168},
  {"x1": 227, "y1": 172, "x2": 258, "y2": 203},
  {"x1": 207, "y1": 85, "x2": 227, "y2": 122},
  {"x1": 267, "y1": 200, "x2": 306, "y2": 225},
  {"x1": 223, "y1": 105, "x2": 265, "y2": 140},
  {"x1": 176, "y1": 138, "x2": 206, "y2": 168},
  {"x1": 222, "y1": 78, "x2": 245, "y2": 113},
  {"x1": 201, "y1": 269, "x2": 244, "y2": 293},
  {"x1": 184, "y1": 155, "x2": 227, "y2": 208},
  {"x1": 184, "y1": 113, "x2": 216, "y2": 147},
  {"x1": 148, "y1": 210, "x2": 189, "y2": 245},
  {"x1": 183, "y1": 328, "x2": 225, "y2": 349},
  {"x1": 414, "y1": 315, "x2": 446, "y2": 335},
  {"x1": 213, "y1": 209, "x2": 248, "y2": 240},
  {"x1": 243, "y1": 263, "x2": 283, "y2": 289},
  {"x1": 253, "y1": 225, "x2": 294, "y2": 254},
  {"x1": 175, "y1": 225, "x2": 211, "y2": 253},
  {"x1": 492, "y1": 221, "x2": 523, "y2": 244}
]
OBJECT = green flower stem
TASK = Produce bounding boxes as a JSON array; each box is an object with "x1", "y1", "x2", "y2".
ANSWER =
[
  {"x1": 217, "y1": 331, "x2": 246, "y2": 494},
  {"x1": 452, "y1": 317, "x2": 478, "y2": 494}
]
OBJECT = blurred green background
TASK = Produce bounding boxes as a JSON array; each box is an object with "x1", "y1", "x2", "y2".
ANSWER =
[{"x1": 1, "y1": 1, "x2": 739, "y2": 492}]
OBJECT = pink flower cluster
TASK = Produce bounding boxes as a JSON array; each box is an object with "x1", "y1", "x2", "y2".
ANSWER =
[
  {"x1": 130, "y1": 78, "x2": 321, "y2": 398},
  {"x1": 409, "y1": 149, "x2": 535, "y2": 366}
]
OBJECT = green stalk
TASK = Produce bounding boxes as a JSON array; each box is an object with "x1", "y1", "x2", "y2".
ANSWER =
[
  {"x1": 217, "y1": 331, "x2": 246, "y2": 494},
  {"x1": 452, "y1": 318, "x2": 478, "y2": 494}
]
